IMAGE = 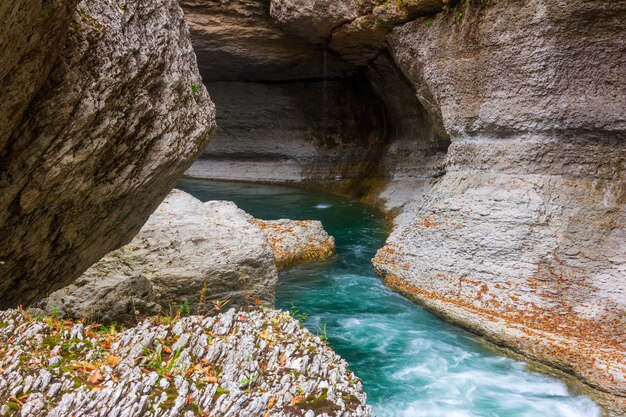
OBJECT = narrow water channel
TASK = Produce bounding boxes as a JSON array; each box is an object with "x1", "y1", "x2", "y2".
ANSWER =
[{"x1": 177, "y1": 178, "x2": 600, "y2": 417}]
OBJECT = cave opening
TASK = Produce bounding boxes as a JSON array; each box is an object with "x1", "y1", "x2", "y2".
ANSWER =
[{"x1": 181, "y1": 0, "x2": 450, "y2": 210}]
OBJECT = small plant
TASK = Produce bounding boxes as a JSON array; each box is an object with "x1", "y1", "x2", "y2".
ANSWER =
[
  {"x1": 98, "y1": 322, "x2": 118, "y2": 336},
  {"x1": 239, "y1": 375, "x2": 258, "y2": 393},
  {"x1": 211, "y1": 299, "x2": 230, "y2": 313},
  {"x1": 177, "y1": 299, "x2": 191, "y2": 317},
  {"x1": 425, "y1": 18, "x2": 433, "y2": 27},
  {"x1": 158, "y1": 304, "x2": 182, "y2": 325},
  {"x1": 49, "y1": 303, "x2": 61, "y2": 318},
  {"x1": 289, "y1": 303, "x2": 309, "y2": 322},
  {"x1": 239, "y1": 375, "x2": 258, "y2": 385},
  {"x1": 197, "y1": 280, "x2": 208, "y2": 315},
  {"x1": 316, "y1": 322, "x2": 328, "y2": 343},
  {"x1": 143, "y1": 344, "x2": 183, "y2": 379},
  {"x1": 191, "y1": 83, "x2": 200, "y2": 94}
]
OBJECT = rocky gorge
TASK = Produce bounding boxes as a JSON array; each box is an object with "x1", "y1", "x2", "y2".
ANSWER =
[
  {"x1": 0, "y1": 0, "x2": 625, "y2": 415},
  {"x1": 181, "y1": 0, "x2": 626, "y2": 413}
]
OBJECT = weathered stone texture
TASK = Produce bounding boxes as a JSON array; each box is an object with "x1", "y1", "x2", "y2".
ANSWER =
[
  {"x1": 270, "y1": 0, "x2": 380, "y2": 43},
  {"x1": 0, "y1": 0, "x2": 78, "y2": 150},
  {"x1": 254, "y1": 219, "x2": 336, "y2": 270},
  {"x1": 0, "y1": 0, "x2": 216, "y2": 307},
  {"x1": 185, "y1": 77, "x2": 386, "y2": 192},
  {"x1": 0, "y1": 308, "x2": 371, "y2": 416},
  {"x1": 181, "y1": 0, "x2": 353, "y2": 81},
  {"x1": 374, "y1": 0, "x2": 626, "y2": 402},
  {"x1": 49, "y1": 190, "x2": 278, "y2": 322}
]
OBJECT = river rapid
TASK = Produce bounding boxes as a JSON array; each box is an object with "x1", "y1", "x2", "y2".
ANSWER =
[{"x1": 178, "y1": 178, "x2": 600, "y2": 417}]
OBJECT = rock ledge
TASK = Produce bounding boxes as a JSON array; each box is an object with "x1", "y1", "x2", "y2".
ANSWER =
[{"x1": 0, "y1": 308, "x2": 370, "y2": 417}]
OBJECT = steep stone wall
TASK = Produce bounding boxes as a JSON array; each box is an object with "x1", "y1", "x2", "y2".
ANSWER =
[
  {"x1": 0, "y1": 0, "x2": 216, "y2": 307},
  {"x1": 186, "y1": 77, "x2": 386, "y2": 193},
  {"x1": 373, "y1": 0, "x2": 626, "y2": 404}
]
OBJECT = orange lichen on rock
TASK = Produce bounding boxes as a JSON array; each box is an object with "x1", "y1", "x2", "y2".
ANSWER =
[
  {"x1": 254, "y1": 219, "x2": 335, "y2": 270},
  {"x1": 372, "y1": 247, "x2": 626, "y2": 402}
]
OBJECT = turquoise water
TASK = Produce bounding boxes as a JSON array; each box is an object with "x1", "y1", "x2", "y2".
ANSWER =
[{"x1": 177, "y1": 178, "x2": 600, "y2": 417}]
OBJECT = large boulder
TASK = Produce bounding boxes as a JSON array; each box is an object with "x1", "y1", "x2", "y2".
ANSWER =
[
  {"x1": 49, "y1": 190, "x2": 278, "y2": 321},
  {"x1": 0, "y1": 308, "x2": 371, "y2": 416},
  {"x1": 0, "y1": 0, "x2": 216, "y2": 308}
]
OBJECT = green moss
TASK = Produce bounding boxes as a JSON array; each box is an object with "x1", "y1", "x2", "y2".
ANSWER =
[
  {"x1": 296, "y1": 388, "x2": 336, "y2": 412},
  {"x1": 5, "y1": 401, "x2": 20, "y2": 411}
]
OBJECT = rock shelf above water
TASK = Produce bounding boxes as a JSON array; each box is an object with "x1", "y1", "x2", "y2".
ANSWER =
[
  {"x1": 47, "y1": 190, "x2": 336, "y2": 324},
  {"x1": 0, "y1": 308, "x2": 370, "y2": 417},
  {"x1": 254, "y1": 219, "x2": 335, "y2": 270}
]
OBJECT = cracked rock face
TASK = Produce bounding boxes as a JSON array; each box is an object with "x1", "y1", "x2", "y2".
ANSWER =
[
  {"x1": 0, "y1": 0, "x2": 216, "y2": 308},
  {"x1": 48, "y1": 190, "x2": 278, "y2": 322},
  {"x1": 0, "y1": 308, "x2": 371, "y2": 417},
  {"x1": 374, "y1": 0, "x2": 626, "y2": 405}
]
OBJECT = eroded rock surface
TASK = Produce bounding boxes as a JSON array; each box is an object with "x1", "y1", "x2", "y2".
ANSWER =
[
  {"x1": 255, "y1": 219, "x2": 336, "y2": 270},
  {"x1": 181, "y1": 0, "x2": 353, "y2": 81},
  {"x1": 185, "y1": 77, "x2": 386, "y2": 192},
  {"x1": 49, "y1": 190, "x2": 278, "y2": 322},
  {"x1": 0, "y1": 0, "x2": 216, "y2": 308},
  {"x1": 373, "y1": 0, "x2": 626, "y2": 404},
  {"x1": 0, "y1": 308, "x2": 371, "y2": 416},
  {"x1": 0, "y1": 0, "x2": 78, "y2": 150}
]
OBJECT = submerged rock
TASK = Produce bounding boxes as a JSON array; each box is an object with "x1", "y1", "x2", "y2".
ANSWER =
[
  {"x1": 255, "y1": 219, "x2": 336, "y2": 270},
  {"x1": 0, "y1": 308, "x2": 371, "y2": 417},
  {"x1": 49, "y1": 190, "x2": 278, "y2": 322},
  {"x1": 0, "y1": 0, "x2": 216, "y2": 308}
]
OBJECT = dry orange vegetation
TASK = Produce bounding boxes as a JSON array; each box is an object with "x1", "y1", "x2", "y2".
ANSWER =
[{"x1": 373, "y1": 244, "x2": 626, "y2": 399}]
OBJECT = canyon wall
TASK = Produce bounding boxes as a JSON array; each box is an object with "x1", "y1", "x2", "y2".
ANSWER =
[
  {"x1": 373, "y1": 0, "x2": 626, "y2": 402},
  {"x1": 183, "y1": 0, "x2": 626, "y2": 408},
  {"x1": 0, "y1": 0, "x2": 216, "y2": 307}
]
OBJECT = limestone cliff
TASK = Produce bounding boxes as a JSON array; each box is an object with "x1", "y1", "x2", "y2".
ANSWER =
[
  {"x1": 0, "y1": 0, "x2": 216, "y2": 307},
  {"x1": 373, "y1": 0, "x2": 626, "y2": 401}
]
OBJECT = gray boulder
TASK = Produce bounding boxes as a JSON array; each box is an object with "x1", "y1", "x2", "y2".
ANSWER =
[
  {"x1": 0, "y1": 0, "x2": 216, "y2": 308},
  {"x1": 47, "y1": 274, "x2": 161, "y2": 324},
  {"x1": 49, "y1": 190, "x2": 278, "y2": 322}
]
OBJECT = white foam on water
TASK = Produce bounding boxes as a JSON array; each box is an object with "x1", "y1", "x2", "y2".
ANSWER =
[{"x1": 314, "y1": 203, "x2": 332, "y2": 209}]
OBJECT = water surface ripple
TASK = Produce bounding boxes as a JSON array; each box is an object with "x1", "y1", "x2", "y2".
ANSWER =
[{"x1": 178, "y1": 179, "x2": 600, "y2": 417}]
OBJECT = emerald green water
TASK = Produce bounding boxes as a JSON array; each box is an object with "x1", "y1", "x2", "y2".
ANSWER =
[{"x1": 177, "y1": 178, "x2": 600, "y2": 417}]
